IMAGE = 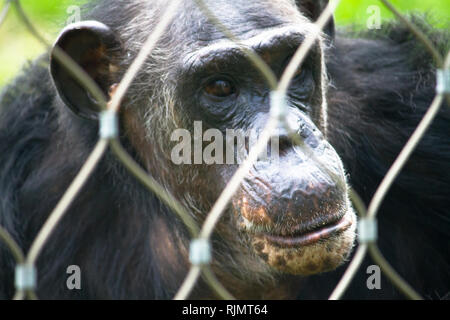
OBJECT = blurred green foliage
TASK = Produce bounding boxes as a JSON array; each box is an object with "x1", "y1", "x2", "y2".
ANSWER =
[
  {"x1": 335, "y1": 0, "x2": 449, "y2": 27},
  {"x1": 0, "y1": 0, "x2": 449, "y2": 86}
]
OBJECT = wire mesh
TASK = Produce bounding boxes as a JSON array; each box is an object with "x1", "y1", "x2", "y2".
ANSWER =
[{"x1": 0, "y1": 0, "x2": 448, "y2": 300}]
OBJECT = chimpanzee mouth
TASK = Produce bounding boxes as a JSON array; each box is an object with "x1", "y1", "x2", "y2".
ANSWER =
[{"x1": 258, "y1": 214, "x2": 352, "y2": 248}]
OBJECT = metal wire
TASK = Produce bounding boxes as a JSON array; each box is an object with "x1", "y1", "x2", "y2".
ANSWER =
[
  {"x1": 0, "y1": 0, "x2": 11, "y2": 28},
  {"x1": 0, "y1": 0, "x2": 447, "y2": 301}
]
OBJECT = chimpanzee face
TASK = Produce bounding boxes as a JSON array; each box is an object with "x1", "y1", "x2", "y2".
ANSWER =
[
  {"x1": 170, "y1": 0, "x2": 357, "y2": 275},
  {"x1": 50, "y1": 0, "x2": 356, "y2": 282}
]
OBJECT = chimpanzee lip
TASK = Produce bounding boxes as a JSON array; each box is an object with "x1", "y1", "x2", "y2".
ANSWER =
[{"x1": 261, "y1": 214, "x2": 352, "y2": 248}]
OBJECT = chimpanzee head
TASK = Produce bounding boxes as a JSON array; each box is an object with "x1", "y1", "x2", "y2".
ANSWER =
[{"x1": 50, "y1": 0, "x2": 356, "y2": 290}]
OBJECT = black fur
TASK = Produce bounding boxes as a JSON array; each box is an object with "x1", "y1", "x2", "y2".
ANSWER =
[{"x1": 0, "y1": 3, "x2": 449, "y2": 299}]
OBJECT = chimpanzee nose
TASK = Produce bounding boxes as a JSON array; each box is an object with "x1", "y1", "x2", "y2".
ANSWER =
[
  {"x1": 246, "y1": 157, "x2": 346, "y2": 226},
  {"x1": 233, "y1": 107, "x2": 347, "y2": 232},
  {"x1": 269, "y1": 110, "x2": 323, "y2": 159}
]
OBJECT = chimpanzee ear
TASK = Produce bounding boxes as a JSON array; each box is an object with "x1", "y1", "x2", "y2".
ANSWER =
[
  {"x1": 295, "y1": 0, "x2": 335, "y2": 40},
  {"x1": 50, "y1": 21, "x2": 122, "y2": 120}
]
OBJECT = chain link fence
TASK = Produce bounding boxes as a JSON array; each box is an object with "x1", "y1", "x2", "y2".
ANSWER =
[{"x1": 0, "y1": 0, "x2": 449, "y2": 300}]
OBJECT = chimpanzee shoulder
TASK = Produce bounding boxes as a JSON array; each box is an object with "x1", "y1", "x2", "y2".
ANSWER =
[
  {"x1": 0, "y1": 56, "x2": 55, "y2": 229},
  {"x1": 0, "y1": 57, "x2": 176, "y2": 299},
  {"x1": 0, "y1": 57, "x2": 54, "y2": 298}
]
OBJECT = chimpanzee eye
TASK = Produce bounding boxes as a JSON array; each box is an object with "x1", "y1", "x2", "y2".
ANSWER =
[
  {"x1": 282, "y1": 53, "x2": 305, "y2": 80},
  {"x1": 204, "y1": 79, "x2": 236, "y2": 98}
]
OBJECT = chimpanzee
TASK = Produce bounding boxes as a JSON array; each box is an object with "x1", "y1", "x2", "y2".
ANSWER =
[{"x1": 0, "y1": 0, "x2": 449, "y2": 299}]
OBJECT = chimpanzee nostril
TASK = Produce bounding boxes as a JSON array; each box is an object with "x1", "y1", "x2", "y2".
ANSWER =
[
  {"x1": 299, "y1": 122, "x2": 310, "y2": 139},
  {"x1": 277, "y1": 135, "x2": 294, "y2": 156},
  {"x1": 297, "y1": 121, "x2": 321, "y2": 149}
]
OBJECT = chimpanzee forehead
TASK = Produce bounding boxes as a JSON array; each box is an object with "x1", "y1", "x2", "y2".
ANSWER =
[{"x1": 175, "y1": 0, "x2": 309, "y2": 43}]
